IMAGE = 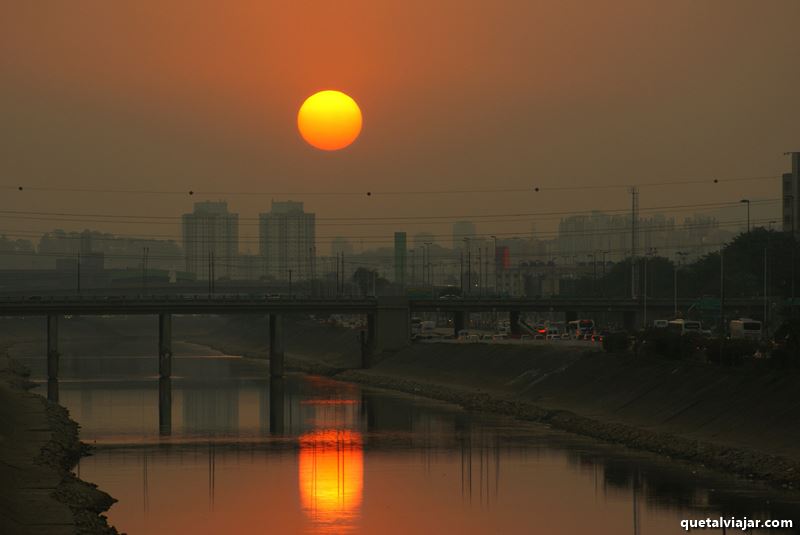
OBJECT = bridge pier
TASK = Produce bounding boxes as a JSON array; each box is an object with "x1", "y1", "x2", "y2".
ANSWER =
[
  {"x1": 509, "y1": 310, "x2": 522, "y2": 336},
  {"x1": 373, "y1": 298, "x2": 410, "y2": 354},
  {"x1": 47, "y1": 315, "x2": 59, "y2": 382},
  {"x1": 453, "y1": 310, "x2": 466, "y2": 337},
  {"x1": 158, "y1": 377, "x2": 172, "y2": 436},
  {"x1": 158, "y1": 313, "x2": 172, "y2": 379},
  {"x1": 269, "y1": 314, "x2": 285, "y2": 378}
]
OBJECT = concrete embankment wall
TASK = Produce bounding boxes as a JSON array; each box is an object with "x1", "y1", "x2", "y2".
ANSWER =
[
  {"x1": 183, "y1": 315, "x2": 800, "y2": 466},
  {"x1": 361, "y1": 343, "x2": 800, "y2": 463}
]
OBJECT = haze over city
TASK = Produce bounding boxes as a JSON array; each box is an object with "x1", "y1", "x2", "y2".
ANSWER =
[
  {"x1": 2, "y1": 2, "x2": 800, "y2": 535},
  {"x1": 2, "y1": 1, "x2": 798, "y2": 248}
]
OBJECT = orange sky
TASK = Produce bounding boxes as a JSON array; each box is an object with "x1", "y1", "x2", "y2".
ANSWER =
[{"x1": 1, "y1": 0, "x2": 799, "y2": 248}]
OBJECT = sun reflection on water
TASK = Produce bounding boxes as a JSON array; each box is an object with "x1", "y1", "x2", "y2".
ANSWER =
[{"x1": 299, "y1": 429, "x2": 364, "y2": 534}]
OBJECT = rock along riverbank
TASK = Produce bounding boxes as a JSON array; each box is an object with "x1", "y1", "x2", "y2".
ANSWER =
[{"x1": 0, "y1": 353, "x2": 118, "y2": 535}]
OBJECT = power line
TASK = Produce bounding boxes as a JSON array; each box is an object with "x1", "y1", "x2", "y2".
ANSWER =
[
  {"x1": 0, "y1": 215, "x2": 776, "y2": 246},
  {"x1": 0, "y1": 198, "x2": 779, "y2": 226},
  {"x1": 0, "y1": 173, "x2": 780, "y2": 197}
]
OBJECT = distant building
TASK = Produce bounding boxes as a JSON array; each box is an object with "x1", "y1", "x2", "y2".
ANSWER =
[
  {"x1": 394, "y1": 232, "x2": 407, "y2": 286},
  {"x1": 452, "y1": 221, "x2": 476, "y2": 249},
  {"x1": 259, "y1": 201, "x2": 316, "y2": 281},
  {"x1": 182, "y1": 201, "x2": 239, "y2": 280},
  {"x1": 783, "y1": 152, "x2": 800, "y2": 238}
]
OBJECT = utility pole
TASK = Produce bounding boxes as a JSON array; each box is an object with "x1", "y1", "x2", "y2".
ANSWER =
[
  {"x1": 410, "y1": 248, "x2": 415, "y2": 285},
  {"x1": 643, "y1": 248, "x2": 656, "y2": 328},
  {"x1": 674, "y1": 251, "x2": 688, "y2": 317},
  {"x1": 211, "y1": 251, "x2": 215, "y2": 294},
  {"x1": 601, "y1": 251, "x2": 608, "y2": 297},
  {"x1": 763, "y1": 247, "x2": 768, "y2": 332},
  {"x1": 76, "y1": 252, "x2": 81, "y2": 294},
  {"x1": 630, "y1": 186, "x2": 639, "y2": 299},
  {"x1": 336, "y1": 253, "x2": 340, "y2": 296},
  {"x1": 720, "y1": 247, "x2": 725, "y2": 335},
  {"x1": 477, "y1": 247, "x2": 482, "y2": 297},
  {"x1": 142, "y1": 246, "x2": 149, "y2": 293},
  {"x1": 460, "y1": 250, "x2": 464, "y2": 294},
  {"x1": 740, "y1": 199, "x2": 751, "y2": 233},
  {"x1": 491, "y1": 235, "x2": 498, "y2": 294}
]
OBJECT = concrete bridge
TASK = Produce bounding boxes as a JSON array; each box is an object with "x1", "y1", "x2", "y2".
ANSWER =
[{"x1": 0, "y1": 293, "x2": 778, "y2": 385}]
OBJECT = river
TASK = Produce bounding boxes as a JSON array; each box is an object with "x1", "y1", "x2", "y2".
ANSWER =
[{"x1": 16, "y1": 345, "x2": 800, "y2": 534}]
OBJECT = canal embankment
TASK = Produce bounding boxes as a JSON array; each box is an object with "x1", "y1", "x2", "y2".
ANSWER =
[
  {"x1": 178, "y1": 315, "x2": 800, "y2": 490},
  {"x1": 0, "y1": 348, "x2": 118, "y2": 534},
  {"x1": 3, "y1": 314, "x2": 800, "y2": 493}
]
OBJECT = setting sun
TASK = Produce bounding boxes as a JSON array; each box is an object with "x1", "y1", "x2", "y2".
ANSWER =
[{"x1": 297, "y1": 90, "x2": 362, "y2": 151}]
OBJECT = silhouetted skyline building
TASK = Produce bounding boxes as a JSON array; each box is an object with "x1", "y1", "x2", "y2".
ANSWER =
[
  {"x1": 182, "y1": 201, "x2": 239, "y2": 280},
  {"x1": 394, "y1": 232, "x2": 407, "y2": 286},
  {"x1": 783, "y1": 152, "x2": 800, "y2": 238},
  {"x1": 259, "y1": 200, "x2": 316, "y2": 281}
]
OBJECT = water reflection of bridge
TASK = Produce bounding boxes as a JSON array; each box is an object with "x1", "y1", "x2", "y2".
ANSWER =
[{"x1": 81, "y1": 374, "x2": 800, "y2": 533}]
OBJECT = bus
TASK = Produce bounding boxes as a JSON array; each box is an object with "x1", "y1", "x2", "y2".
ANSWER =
[
  {"x1": 729, "y1": 318, "x2": 762, "y2": 340},
  {"x1": 568, "y1": 319, "x2": 595, "y2": 339},
  {"x1": 667, "y1": 319, "x2": 702, "y2": 335}
]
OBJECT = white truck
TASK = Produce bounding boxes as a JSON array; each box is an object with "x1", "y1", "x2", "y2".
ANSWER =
[{"x1": 729, "y1": 319, "x2": 762, "y2": 340}]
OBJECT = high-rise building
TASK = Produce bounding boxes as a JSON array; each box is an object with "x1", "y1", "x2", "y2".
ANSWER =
[
  {"x1": 259, "y1": 201, "x2": 316, "y2": 281},
  {"x1": 783, "y1": 152, "x2": 800, "y2": 238},
  {"x1": 452, "y1": 221, "x2": 476, "y2": 249},
  {"x1": 394, "y1": 232, "x2": 407, "y2": 286},
  {"x1": 182, "y1": 201, "x2": 238, "y2": 280}
]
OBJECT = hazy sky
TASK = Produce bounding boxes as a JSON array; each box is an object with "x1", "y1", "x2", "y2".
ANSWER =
[{"x1": 1, "y1": 0, "x2": 798, "y2": 252}]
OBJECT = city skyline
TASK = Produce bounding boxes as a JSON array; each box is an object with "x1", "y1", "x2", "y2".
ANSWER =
[{"x1": 2, "y1": 1, "x2": 799, "y2": 245}]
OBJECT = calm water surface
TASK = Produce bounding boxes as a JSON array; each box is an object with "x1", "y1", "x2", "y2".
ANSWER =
[{"x1": 21, "y1": 353, "x2": 800, "y2": 534}]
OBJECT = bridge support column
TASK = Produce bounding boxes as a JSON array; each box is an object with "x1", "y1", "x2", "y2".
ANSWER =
[
  {"x1": 373, "y1": 298, "x2": 410, "y2": 356},
  {"x1": 623, "y1": 310, "x2": 638, "y2": 332},
  {"x1": 269, "y1": 377, "x2": 285, "y2": 435},
  {"x1": 269, "y1": 314, "x2": 285, "y2": 378},
  {"x1": 158, "y1": 313, "x2": 172, "y2": 379},
  {"x1": 158, "y1": 377, "x2": 172, "y2": 436},
  {"x1": 509, "y1": 310, "x2": 522, "y2": 336},
  {"x1": 47, "y1": 315, "x2": 59, "y2": 382},
  {"x1": 453, "y1": 310, "x2": 466, "y2": 337}
]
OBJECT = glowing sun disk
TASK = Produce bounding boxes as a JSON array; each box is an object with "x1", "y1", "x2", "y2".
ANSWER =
[{"x1": 297, "y1": 90, "x2": 362, "y2": 151}]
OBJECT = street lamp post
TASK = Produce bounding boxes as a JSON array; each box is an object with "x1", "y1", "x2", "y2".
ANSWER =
[
  {"x1": 490, "y1": 235, "x2": 498, "y2": 295},
  {"x1": 740, "y1": 199, "x2": 751, "y2": 233},
  {"x1": 463, "y1": 238, "x2": 471, "y2": 295},
  {"x1": 674, "y1": 251, "x2": 688, "y2": 317},
  {"x1": 424, "y1": 242, "x2": 433, "y2": 290},
  {"x1": 643, "y1": 248, "x2": 656, "y2": 328}
]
